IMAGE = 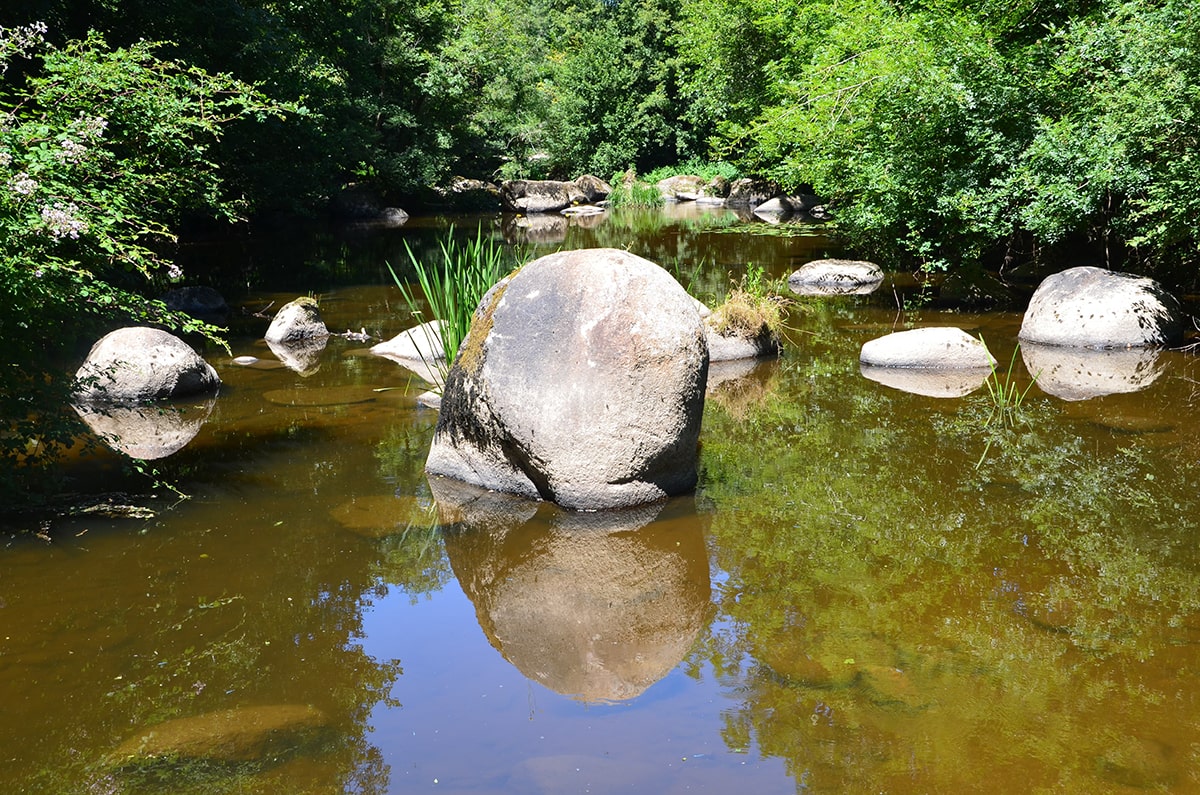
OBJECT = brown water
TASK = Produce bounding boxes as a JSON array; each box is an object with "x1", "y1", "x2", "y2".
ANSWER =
[{"x1": 5, "y1": 206, "x2": 1200, "y2": 793}]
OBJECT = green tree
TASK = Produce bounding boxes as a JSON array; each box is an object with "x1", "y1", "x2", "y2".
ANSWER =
[{"x1": 0, "y1": 24, "x2": 295, "y2": 504}]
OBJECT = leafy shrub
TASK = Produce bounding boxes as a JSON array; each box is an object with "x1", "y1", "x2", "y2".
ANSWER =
[{"x1": 0, "y1": 24, "x2": 294, "y2": 505}]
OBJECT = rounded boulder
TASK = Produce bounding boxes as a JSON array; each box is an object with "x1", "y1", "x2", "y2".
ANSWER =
[
  {"x1": 426, "y1": 248, "x2": 709, "y2": 511},
  {"x1": 265, "y1": 296, "x2": 328, "y2": 344},
  {"x1": 74, "y1": 327, "x2": 220, "y2": 405},
  {"x1": 1018, "y1": 266, "x2": 1183, "y2": 349},
  {"x1": 860, "y1": 327, "x2": 994, "y2": 370}
]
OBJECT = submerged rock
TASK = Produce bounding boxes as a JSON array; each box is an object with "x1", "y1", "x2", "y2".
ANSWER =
[
  {"x1": 1019, "y1": 266, "x2": 1183, "y2": 348},
  {"x1": 426, "y1": 248, "x2": 708, "y2": 510},
  {"x1": 74, "y1": 327, "x2": 221, "y2": 406},
  {"x1": 109, "y1": 704, "x2": 330, "y2": 768}
]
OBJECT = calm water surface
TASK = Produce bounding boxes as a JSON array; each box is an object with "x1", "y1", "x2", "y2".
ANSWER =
[{"x1": 4, "y1": 206, "x2": 1200, "y2": 793}]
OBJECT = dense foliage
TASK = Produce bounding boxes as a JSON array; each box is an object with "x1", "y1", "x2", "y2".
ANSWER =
[{"x1": 0, "y1": 23, "x2": 293, "y2": 500}]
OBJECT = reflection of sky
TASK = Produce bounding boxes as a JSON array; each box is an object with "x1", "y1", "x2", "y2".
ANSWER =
[{"x1": 360, "y1": 580, "x2": 792, "y2": 794}]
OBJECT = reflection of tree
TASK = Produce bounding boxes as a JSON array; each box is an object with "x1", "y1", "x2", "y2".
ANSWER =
[{"x1": 696, "y1": 327, "x2": 1200, "y2": 791}]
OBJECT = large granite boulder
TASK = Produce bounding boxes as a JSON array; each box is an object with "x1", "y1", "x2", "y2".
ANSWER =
[
  {"x1": 1018, "y1": 266, "x2": 1184, "y2": 348},
  {"x1": 860, "y1": 327, "x2": 995, "y2": 370},
  {"x1": 74, "y1": 327, "x2": 220, "y2": 405},
  {"x1": 265, "y1": 296, "x2": 328, "y2": 344},
  {"x1": 426, "y1": 248, "x2": 709, "y2": 510},
  {"x1": 500, "y1": 179, "x2": 586, "y2": 213}
]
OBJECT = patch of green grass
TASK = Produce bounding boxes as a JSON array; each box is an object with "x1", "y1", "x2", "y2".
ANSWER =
[{"x1": 388, "y1": 226, "x2": 509, "y2": 391}]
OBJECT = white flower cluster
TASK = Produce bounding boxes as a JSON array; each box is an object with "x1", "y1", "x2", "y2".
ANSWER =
[
  {"x1": 0, "y1": 22, "x2": 48, "y2": 74},
  {"x1": 10, "y1": 172, "x2": 37, "y2": 196},
  {"x1": 55, "y1": 115, "x2": 108, "y2": 164},
  {"x1": 59, "y1": 138, "x2": 87, "y2": 163},
  {"x1": 40, "y1": 202, "x2": 88, "y2": 240}
]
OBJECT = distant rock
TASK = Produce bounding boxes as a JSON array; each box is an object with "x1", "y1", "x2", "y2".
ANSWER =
[
  {"x1": 500, "y1": 179, "x2": 586, "y2": 213},
  {"x1": 725, "y1": 178, "x2": 779, "y2": 209},
  {"x1": 751, "y1": 197, "x2": 791, "y2": 223},
  {"x1": 789, "y1": 259, "x2": 883, "y2": 296},
  {"x1": 426, "y1": 248, "x2": 708, "y2": 510},
  {"x1": 74, "y1": 327, "x2": 220, "y2": 406},
  {"x1": 753, "y1": 195, "x2": 826, "y2": 223},
  {"x1": 573, "y1": 174, "x2": 612, "y2": 203},
  {"x1": 265, "y1": 297, "x2": 328, "y2": 344},
  {"x1": 109, "y1": 704, "x2": 329, "y2": 768},
  {"x1": 860, "y1": 327, "x2": 995, "y2": 370},
  {"x1": 432, "y1": 176, "x2": 502, "y2": 211},
  {"x1": 162, "y1": 286, "x2": 228, "y2": 319},
  {"x1": 656, "y1": 174, "x2": 710, "y2": 202},
  {"x1": 1018, "y1": 266, "x2": 1183, "y2": 348}
]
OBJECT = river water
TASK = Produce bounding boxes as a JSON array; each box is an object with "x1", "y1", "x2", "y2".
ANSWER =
[{"x1": 4, "y1": 205, "x2": 1200, "y2": 793}]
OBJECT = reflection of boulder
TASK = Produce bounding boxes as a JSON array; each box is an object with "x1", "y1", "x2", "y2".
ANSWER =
[
  {"x1": 74, "y1": 397, "x2": 215, "y2": 459},
  {"x1": 707, "y1": 358, "x2": 779, "y2": 415},
  {"x1": 860, "y1": 364, "x2": 989, "y2": 398},
  {"x1": 501, "y1": 213, "x2": 567, "y2": 245},
  {"x1": 267, "y1": 335, "x2": 327, "y2": 375},
  {"x1": 434, "y1": 477, "x2": 710, "y2": 703},
  {"x1": 1022, "y1": 343, "x2": 1164, "y2": 401}
]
